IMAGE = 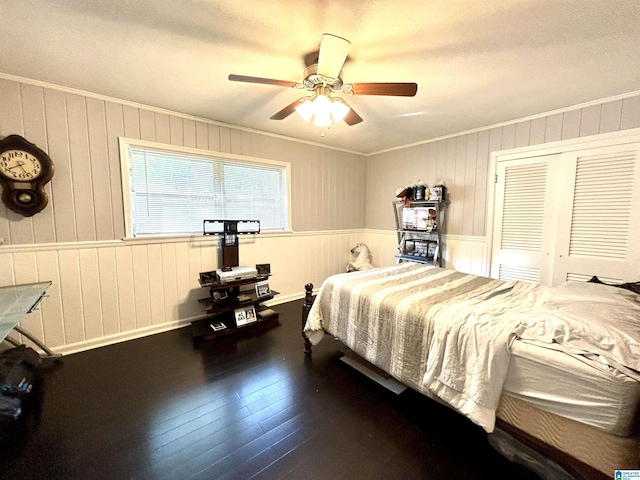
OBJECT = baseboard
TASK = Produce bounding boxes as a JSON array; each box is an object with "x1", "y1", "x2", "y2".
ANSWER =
[{"x1": 49, "y1": 291, "x2": 309, "y2": 356}]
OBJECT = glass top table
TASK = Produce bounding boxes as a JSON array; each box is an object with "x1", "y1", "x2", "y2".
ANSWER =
[{"x1": 0, "y1": 281, "x2": 56, "y2": 356}]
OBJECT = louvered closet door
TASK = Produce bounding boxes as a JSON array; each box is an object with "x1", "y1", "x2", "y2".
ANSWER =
[
  {"x1": 552, "y1": 143, "x2": 640, "y2": 285},
  {"x1": 491, "y1": 155, "x2": 561, "y2": 285}
]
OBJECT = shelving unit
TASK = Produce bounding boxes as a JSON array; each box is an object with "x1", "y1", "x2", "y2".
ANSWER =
[
  {"x1": 393, "y1": 200, "x2": 446, "y2": 267},
  {"x1": 191, "y1": 275, "x2": 279, "y2": 341}
]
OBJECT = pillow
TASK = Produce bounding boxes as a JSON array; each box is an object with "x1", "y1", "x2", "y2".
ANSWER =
[
  {"x1": 588, "y1": 276, "x2": 640, "y2": 295},
  {"x1": 551, "y1": 280, "x2": 639, "y2": 306}
]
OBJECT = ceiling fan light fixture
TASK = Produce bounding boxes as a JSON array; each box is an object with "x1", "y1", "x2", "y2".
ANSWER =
[
  {"x1": 294, "y1": 98, "x2": 315, "y2": 122},
  {"x1": 313, "y1": 93, "x2": 331, "y2": 114},
  {"x1": 295, "y1": 92, "x2": 351, "y2": 127},
  {"x1": 329, "y1": 97, "x2": 350, "y2": 123},
  {"x1": 313, "y1": 112, "x2": 332, "y2": 128},
  {"x1": 309, "y1": 94, "x2": 332, "y2": 127}
]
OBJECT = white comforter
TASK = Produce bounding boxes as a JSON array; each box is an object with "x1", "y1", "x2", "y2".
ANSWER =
[
  {"x1": 516, "y1": 281, "x2": 640, "y2": 381},
  {"x1": 304, "y1": 264, "x2": 640, "y2": 432}
]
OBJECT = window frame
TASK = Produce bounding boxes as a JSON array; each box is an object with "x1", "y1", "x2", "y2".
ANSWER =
[{"x1": 118, "y1": 137, "x2": 292, "y2": 239}]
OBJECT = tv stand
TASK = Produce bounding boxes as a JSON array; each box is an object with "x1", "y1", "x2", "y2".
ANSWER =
[{"x1": 191, "y1": 275, "x2": 279, "y2": 342}]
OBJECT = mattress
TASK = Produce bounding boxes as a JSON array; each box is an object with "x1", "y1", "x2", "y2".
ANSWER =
[{"x1": 505, "y1": 340, "x2": 640, "y2": 437}]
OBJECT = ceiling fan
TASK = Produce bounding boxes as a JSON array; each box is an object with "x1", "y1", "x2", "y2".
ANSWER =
[{"x1": 228, "y1": 34, "x2": 418, "y2": 128}]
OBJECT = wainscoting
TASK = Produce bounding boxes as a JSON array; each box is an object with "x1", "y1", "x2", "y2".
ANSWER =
[
  {"x1": 1, "y1": 230, "x2": 365, "y2": 354},
  {"x1": 364, "y1": 230, "x2": 488, "y2": 275},
  {"x1": 2, "y1": 229, "x2": 489, "y2": 356}
]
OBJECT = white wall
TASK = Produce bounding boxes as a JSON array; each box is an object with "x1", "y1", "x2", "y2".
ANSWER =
[
  {"x1": 0, "y1": 75, "x2": 367, "y2": 354},
  {"x1": 1, "y1": 231, "x2": 363, "y2": 354},
  {"x1": 365, "y1": 93, "x2": 640, "y2": 273}
]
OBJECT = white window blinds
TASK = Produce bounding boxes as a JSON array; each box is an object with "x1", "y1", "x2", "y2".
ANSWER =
[{"x1": 124, "y1": 142, "x2": 289, "y2": 237}]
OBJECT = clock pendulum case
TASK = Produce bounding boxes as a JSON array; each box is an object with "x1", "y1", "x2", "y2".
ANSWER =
[{"x1": 0, "y1": 135, "x2": 55, "y2": 217}]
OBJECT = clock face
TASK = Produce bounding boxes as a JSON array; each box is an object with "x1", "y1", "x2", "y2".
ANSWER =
[{"x1": 0, "y1": 149, "x2": 43, "y2": 181}]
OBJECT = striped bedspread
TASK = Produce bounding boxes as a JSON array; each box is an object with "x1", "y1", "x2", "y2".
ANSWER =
[{"x1": 303, "y1": 263, "x2": 547, "y2": 432}]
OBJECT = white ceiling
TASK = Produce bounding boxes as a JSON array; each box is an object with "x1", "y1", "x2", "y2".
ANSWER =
[{"x1": 2, "y1": 0, "x2": 640, "y2": 154}]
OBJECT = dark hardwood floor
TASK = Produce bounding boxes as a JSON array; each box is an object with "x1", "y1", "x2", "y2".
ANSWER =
[{"x1": 0, "y1": 300, "x2": 541, "y2": 480}]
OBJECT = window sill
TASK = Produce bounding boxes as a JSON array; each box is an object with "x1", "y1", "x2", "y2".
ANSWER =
[{"x1": 122, "y1": 229, "x2": 294, "y2": 244}]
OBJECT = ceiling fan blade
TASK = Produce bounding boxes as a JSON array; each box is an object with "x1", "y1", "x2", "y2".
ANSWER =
[
  {"x1": 228, "y1": 74, "x2": 297, "y2": 88},
  {"x1": 270, "y1": 99, "x2": 305, "y2": 120},
  {"x1": 317, "y1": 33, "x2": 350, "y2": 80},
  {"x1": 351, "y1": 82, "x2": 418, "y2": 97},
  {"x1": 339, "y1": 99, "x2": 363, "y2": 126}
]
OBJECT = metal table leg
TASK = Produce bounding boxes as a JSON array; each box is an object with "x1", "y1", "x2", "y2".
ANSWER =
[{"x1": 14, "y1": 326, "x2": 62, "y2": 359}]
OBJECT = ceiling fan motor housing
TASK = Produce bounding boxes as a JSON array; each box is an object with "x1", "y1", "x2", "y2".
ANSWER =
[{"x1": 302, "y1": 64, "x2": 343, "y2": 91}]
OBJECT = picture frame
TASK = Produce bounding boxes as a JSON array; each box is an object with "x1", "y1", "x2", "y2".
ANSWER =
[
  {"x1": 429, "y1": 184, "x2": 446, "y2": 201},
  {"x1": 210, "y1": 321, "x2": 227, "y2": 331},
  {"x1": 256, "y1": 263, "x2": 271, "y2": 276},
  {"x1": 211, "y1": 290, "x2": 228, "y2": 303},
  {"x1": 235, "y1": 305, "x2": 257, "y2": 326},
  {"x1": 255, "y1": 281, "x2": 271, "y2": 298},
  {"x1": 199, "y1": 270, "x2": 218, "y2": 286}
]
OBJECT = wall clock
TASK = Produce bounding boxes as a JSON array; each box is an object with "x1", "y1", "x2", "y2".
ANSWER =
[{"x1": 0, "y1": 135, "x2": 54, "y2": 217}]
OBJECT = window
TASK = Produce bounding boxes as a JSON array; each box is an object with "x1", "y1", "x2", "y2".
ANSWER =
[{"x1": 119, "y1": 138, "x2": 290, "y2": 238}]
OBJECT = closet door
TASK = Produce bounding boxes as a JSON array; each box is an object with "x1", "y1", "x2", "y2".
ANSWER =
[
  {"x1": 491, "y1": 140, "x2": 640, "y2": 286},
  {"x1": 490, "y1": 154, "x2": 561, "y2": 285},
  {"x1": 552, "y1": 143, "x2": 640, "y2": 284}
]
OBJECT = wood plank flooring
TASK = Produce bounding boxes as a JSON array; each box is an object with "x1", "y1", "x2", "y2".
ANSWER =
[{"x1": 0, "y1": 300, "x2": 541, "y2": 479}]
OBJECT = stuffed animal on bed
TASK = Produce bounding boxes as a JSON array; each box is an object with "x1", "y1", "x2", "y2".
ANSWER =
[{"x1": 347, "y1": 243, "x2": 375, "y2": 272}]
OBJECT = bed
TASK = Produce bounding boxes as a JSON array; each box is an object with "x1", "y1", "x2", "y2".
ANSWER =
[{"x1": 301, "y1": 263, "x2": 640, "y2": 479}]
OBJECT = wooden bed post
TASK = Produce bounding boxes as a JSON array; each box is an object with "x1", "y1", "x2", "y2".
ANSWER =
[{"x1": 301, "y1": 283, "x2": 314, "y2": 355}]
